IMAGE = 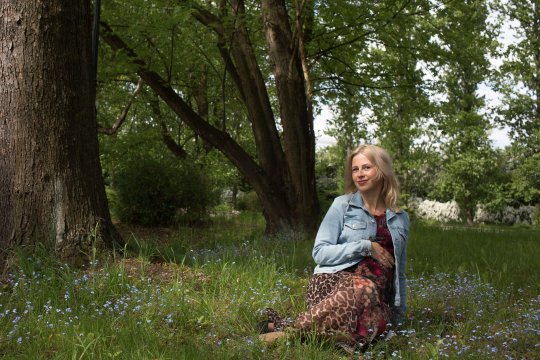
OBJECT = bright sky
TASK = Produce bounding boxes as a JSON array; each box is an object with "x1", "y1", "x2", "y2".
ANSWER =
[{"x1": 314, "y1": 102, "x2": 512, "y2": 150}]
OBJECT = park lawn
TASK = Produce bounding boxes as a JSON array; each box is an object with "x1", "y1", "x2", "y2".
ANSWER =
[{"x1": 0, "y1": 212, "x2": 539, "y2": 359}]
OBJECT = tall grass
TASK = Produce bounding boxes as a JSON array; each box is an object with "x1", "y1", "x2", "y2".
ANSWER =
[
  {"x1": 409, "y1": 223, "x2": 540, "y2": 293},
  {"x1": 0, "y1": 213, "x2": 538, "y2": 359}
]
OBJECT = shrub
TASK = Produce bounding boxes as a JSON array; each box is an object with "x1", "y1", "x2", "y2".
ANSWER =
[
  {"x1": 475, "y1": 204, "x2": 538, "y2": 225},
  {"x1": 111, "y1": 157, "x2": 216, "y2": 226},
  {"x1": 408, "y1": 197, "x2": 538, "y2": 225},
  {"x1": 315, "y1": 148, "x2": 342, "y2": 214},
  {"x1": 236, "y1": 191, "x2": 261, "y2": 211}
]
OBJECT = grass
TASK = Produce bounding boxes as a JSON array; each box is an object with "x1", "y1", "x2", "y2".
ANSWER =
[
  {"x1": 0, "y1": 211, "x2": 539, "y2": 359},
  {"x1": 409, "y1": 222, "x2": 540, "y2": 293}
]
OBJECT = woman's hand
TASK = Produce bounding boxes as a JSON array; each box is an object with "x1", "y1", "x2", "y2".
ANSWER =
[{"x1": 371, "y1": 242, "x2": 394, "y2": 268}]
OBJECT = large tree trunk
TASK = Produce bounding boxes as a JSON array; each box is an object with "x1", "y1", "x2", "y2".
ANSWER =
[
  {"x1": 534, "y1": 2, "x2": 540, "y2": 127},
  {"x1": 261, "y1": 0, "x2": 319, "y2": 234},
  {"x1": 0, "y1": 0, "x2": 120, "y2": 271},
  {"x1": 100, "y1": 0, "x2": 320, "y2": 235}
]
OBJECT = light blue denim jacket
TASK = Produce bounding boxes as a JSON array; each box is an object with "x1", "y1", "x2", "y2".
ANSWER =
[{"x1": 312, "y1": 191, "x2": 410, "y2": 322}]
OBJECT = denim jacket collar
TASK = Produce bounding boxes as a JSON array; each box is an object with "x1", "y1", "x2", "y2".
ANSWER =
[{"x1": 348, "y1": 191, "x2": 398, "y2": 220}]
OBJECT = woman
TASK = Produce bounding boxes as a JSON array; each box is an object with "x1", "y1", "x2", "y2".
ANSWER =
[{"x1": 260, "y1": 144, "x2": 410, "y2": 348}]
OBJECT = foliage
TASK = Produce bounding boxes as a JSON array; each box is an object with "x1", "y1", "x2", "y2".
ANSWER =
[
  {"x1": 427, "y1": 0, "x2": 500, "y2": 222},
  {"x1": 493, "y1": 0, "x2": 540, "y2": 150},
  {"x1": 1, "y1": 218, "x2": 539, "y2": 359},
  {"x1": 430, "y1": 147, "x2": 503, "y2": 222},
  {"x1": 492, "y1": 0, "x2": 540, "y2": 207},
  {"x1": 94, "y1": 0, "x2": 540, "y2": 230},
  {"x1": 315, "y1": 146, "x2": 343, "y2": 214},
  {"x1": 510, "y1": 151, "x2": 540, "y2": 204},
  {"x1": 236, "y1": 191, "x2": 262, "y2": 212},
  {"x1": 321, "y1": 0, "x2": 436, "y2": 176},
  {"x1": 111, "y1": 155, "x2": 216, "y2": 227},
  {"x1": 98, "y1": 0, "x2": 322, "y2": 233},
  {"x1": 97, "y1": 83, "x2": 231, "y2": 227},
  {"x1": 366, "y1": 0, "x2": 436, "y2": 197}
]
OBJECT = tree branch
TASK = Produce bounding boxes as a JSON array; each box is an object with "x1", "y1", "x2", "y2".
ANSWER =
[
  {"x1": 189, "y1": 6, "x2": 247, "y2": 103},
  {"x1": 147, "y1": 96, "x2": 189, "y2": 160},
  {"x1": 99, "y1": 21, "x2": 266, "y2": 190},
  {"x1": 293, "y1": 0, "x2": 313, "y2": 120},
  {"x1": 97, "y1": 77, "x2": 143, "y2": 135},
  {"x1": 187, "y1": 0, "x2": 287, "y2": 177}
]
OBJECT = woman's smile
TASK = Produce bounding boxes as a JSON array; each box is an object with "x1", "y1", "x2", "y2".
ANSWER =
[{"x1": 356, "y1": 179, "x2": 368, "y2": 186}]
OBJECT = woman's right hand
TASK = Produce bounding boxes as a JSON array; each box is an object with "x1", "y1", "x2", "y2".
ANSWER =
[{"x1": 371, "y1": 242, "x2": 394, "y2": 268}]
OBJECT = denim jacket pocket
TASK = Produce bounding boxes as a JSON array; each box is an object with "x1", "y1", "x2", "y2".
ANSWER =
[
  {"x1": 343, "y1": 219, "x2": 367, "y2": 230},
  {"x1": 342, "y1": 217, "x2": 369, "y2": 243}
]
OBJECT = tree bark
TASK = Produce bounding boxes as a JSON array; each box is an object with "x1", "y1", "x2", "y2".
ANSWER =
[
  {"x1": 0, "y1": 1, "x2": 121, "y2": 271},
  {"x1": 534, "y1": 1, "x2": 540, "y2": 127},
  {"x1": 261, "y1": 0, "x2": 319, "y2": 232}
]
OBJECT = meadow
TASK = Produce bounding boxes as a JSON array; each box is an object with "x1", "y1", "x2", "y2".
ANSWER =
[{"x1": 1, "y1": 211, "x2": 539, "y2": 359}]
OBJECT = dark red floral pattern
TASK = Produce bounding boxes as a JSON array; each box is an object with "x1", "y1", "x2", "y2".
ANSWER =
[{"x1": 353, "y1": 214, "x2": 394, "y2": 339}]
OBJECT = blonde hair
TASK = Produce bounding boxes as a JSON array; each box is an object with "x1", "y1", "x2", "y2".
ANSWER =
[{"x1": 344, "y1": 144, "x2": 401, "y2": 211}]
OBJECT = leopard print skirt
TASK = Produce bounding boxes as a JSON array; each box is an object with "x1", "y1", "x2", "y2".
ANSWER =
[{"x1": 265, "y1": 261, "x2": 393, "y2": 345}]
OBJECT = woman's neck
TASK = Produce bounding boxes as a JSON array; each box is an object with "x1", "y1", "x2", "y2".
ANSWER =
[{"x1": 361, "y1": 190, "x2": 386, "y2": 216}]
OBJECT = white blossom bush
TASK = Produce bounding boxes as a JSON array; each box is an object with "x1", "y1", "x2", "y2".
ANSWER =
[
  {"x1": 407, "y1": 198, "x2": 538, "y2": 225},
  {"x1": 410, "y1": 198, "x2": 461, "y2": 223},
  {"x1": 474, "y1": 205, "x2": 538, "y2": 225}
]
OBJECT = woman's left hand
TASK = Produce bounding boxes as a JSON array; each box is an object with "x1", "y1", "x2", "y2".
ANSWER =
[{"x1": 371, "y1": 242, "x2": 394, "y2": 268}]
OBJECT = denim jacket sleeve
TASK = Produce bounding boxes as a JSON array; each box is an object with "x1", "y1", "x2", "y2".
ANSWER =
[
  {"x1": 390, "y1": 210, "x2": 410, "y2": 323},
  {"x1": 312, "y1": 196, "x2": 372, "y2": 267}
]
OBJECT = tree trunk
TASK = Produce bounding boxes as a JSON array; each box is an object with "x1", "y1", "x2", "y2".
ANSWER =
[
  {"x1": 0, "y1": 0, "x2": 120, "y2": 271},
  {"x1": 534, "y1": 2, "x2": 540, "y2": 127},
  {"x1": 260, "y1": 0, "x2": 319, "y2": 233}
]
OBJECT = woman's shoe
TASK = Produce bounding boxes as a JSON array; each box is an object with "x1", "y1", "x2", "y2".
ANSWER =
[{"x1": 258, "y1": 331, "x2": 285, "y2": 344}]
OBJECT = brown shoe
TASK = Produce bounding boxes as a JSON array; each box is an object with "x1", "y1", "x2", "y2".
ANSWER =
[{"x1": 258, "y1": 331, "x2": 286, "y2": 344}]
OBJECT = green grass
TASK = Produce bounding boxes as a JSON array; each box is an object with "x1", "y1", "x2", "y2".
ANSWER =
[
  {"x1": 408, "y1": 222, "x2": 540, "y2": 293},
  {"x1": 0, "y1": 213, "x2": 539, "y2": 359}
]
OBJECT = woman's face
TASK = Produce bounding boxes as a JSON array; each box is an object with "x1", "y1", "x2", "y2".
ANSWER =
[{"x1": 351, "y1": 153, "x2": 382, "y2": 193}]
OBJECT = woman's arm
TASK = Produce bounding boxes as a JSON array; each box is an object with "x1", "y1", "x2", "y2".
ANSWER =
[{"x1": 312, "y1": 199, "x2": 372, "y2": 267}]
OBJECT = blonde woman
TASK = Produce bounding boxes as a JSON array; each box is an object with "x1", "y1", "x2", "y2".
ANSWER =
[{"x1": 261, "y1": 144, "x2": 410, "y2": 349}]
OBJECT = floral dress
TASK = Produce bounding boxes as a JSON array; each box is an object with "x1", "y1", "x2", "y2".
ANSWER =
[{"x1": 267, "y1": 214, "x2": 395, "y2": 346}]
